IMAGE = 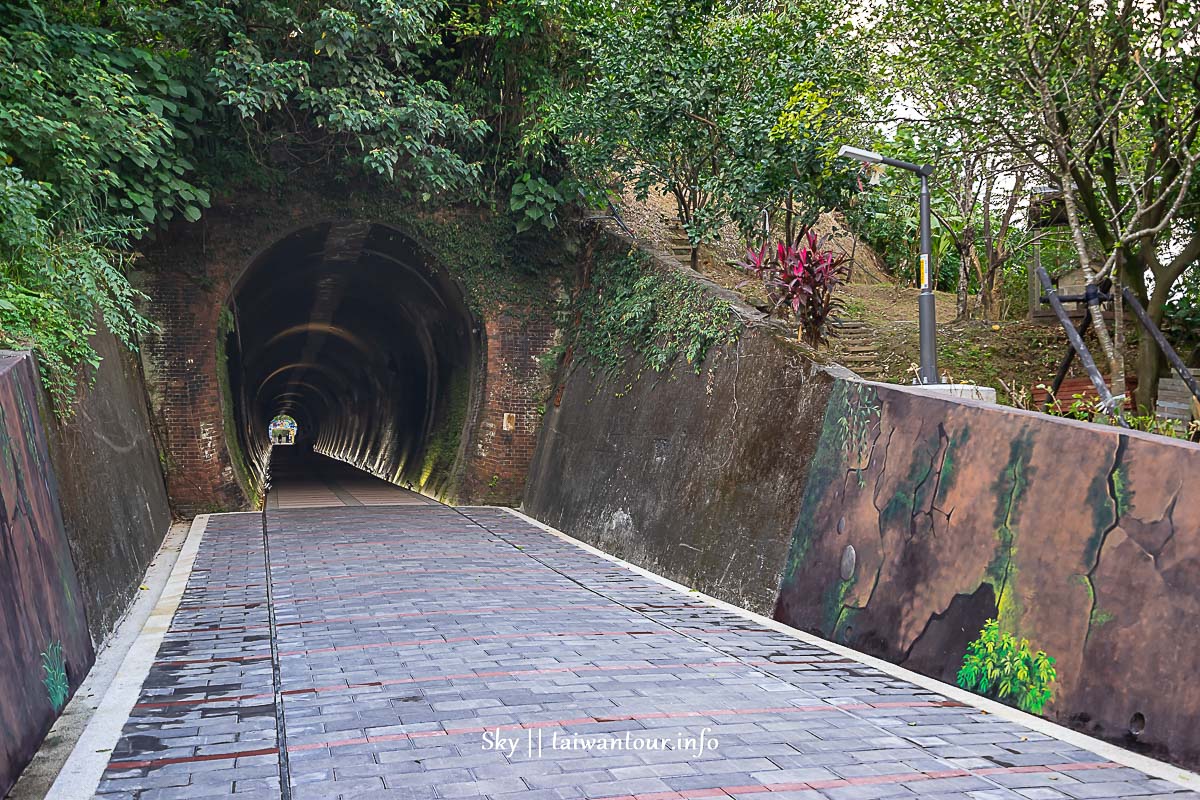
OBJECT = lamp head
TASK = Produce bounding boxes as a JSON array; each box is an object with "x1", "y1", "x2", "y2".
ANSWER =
[{"x1": 837, "y1": 145, "x2": 883, "y2": 164}]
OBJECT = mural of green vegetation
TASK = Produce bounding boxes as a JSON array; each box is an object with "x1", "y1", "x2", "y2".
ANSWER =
[
  {"x1": 782, "y1": 380, "x2": 880, "y2": 581},
  {"x1": 986, "y1": 435, "x2": 1033, "y2": 628},
  {"x1": 41, "y1": 641, "x2": 69, "y2": 712},
  {"x1": 957, "y1": 619, "x2": 1056, "y2": 714}
]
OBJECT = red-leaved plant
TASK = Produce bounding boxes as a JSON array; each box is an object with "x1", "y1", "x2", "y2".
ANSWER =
[{"x1": 739, "y1": 227, "x2": 849, "y2": 346}]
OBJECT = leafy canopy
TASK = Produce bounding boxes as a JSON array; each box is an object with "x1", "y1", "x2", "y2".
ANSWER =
[
  {"x1": 0, "y1": 5, "x2": 204, "y2": 406},
  {"x1": 561, "y1": 0, "x2": 862, "y2": 245}
]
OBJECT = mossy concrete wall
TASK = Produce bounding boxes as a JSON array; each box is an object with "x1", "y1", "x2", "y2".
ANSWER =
[
  {"x1": 524, "y1": 322, "x2": 842, "y2": 615},
  {"x1": 38, "y1": 329, "x2": 172, "y2": 645},
  {"x1": 776, "y1": 379, "x2": 1200, "y2": 768}
]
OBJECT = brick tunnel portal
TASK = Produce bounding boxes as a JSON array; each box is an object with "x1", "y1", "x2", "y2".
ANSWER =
[{"x1": 223, "y1": 221, "x2": 481, "y2": 496}]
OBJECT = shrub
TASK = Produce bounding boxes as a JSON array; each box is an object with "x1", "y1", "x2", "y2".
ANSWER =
[
  {"x1": 739, "y1": 227, "x2": 848, "y2": 347},
  {"x1": 956, "y1": 619, "x2": 1056, "y2": 714}
]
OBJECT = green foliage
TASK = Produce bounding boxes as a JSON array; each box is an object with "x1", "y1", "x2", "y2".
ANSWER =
[
  {"x1": 575, "y1": 250, "x2": 736, "y2": 378},
  {"x1": 510, "y1": 172, "x2": 565, "y2": 232},
  {"x1": 957, "y1": 619, "x2": 1056, "y2": 714},
  {"x1": 845, "y1": 167, "x2": 960, "y2": 292},
  {"x1": 133, "y1": 0, "x2": 489, "y2": 197},
  {"x1": 0, "y1": 7, "x2": 208, "y2": 226},
  {"x1": 0, "y1": 5, "x2": 199, "y2": 409},
  {"x1": 41, "y1": 640, "x2": 69, "y2": 712},
  {"x1": 882, "y1": 0, "x2": 1200, "y2": 395},
  {"x1": 1163, "y1": 267, "x2": 1200, "y2": 356},
  {"x1": 1045, "y1": 391, "x2": 1199, "y2": 440},
  {"x1": 561, "y1": 0, "x2": 861, "y2": 245}
]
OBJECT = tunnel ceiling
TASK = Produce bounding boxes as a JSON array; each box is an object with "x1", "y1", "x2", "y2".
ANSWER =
[{"x1": 227, "y1": 221, "x2": 478, "y2": 489}]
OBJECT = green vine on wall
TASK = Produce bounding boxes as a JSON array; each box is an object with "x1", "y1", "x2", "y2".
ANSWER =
[
  {"x1": 391, "y1": 207, "x2": 568, "y2": 318},
  {"x1": 573, "y1": 249, "x2": 737, "y2": 379}
]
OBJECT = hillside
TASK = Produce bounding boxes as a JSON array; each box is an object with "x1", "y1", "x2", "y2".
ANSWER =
[{"x1": 615, "y1": 190, "x2": 1125, "y2": 407}]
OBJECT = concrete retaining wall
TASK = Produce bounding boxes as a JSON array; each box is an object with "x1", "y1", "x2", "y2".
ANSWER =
[
  {"x1": 777, "y1": 378, "x2": 1200, "y2": 767},
  {"x1": 526, "y1": 327, "x2": 1200, "y2": 767},
  {"x1": 0, "y1": 352, "x2": 94, "y2": 797},
  {"x1": 524, "y1": 325, "x2": 839, "y2": 615},
  {"x1": 39, "y1": 331, "x2": 173, "y2": 644}
]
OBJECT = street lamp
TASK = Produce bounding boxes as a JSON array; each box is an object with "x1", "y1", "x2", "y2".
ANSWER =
[{"x1": 838, "y1": 145, "x2": 940, "y2": 385}]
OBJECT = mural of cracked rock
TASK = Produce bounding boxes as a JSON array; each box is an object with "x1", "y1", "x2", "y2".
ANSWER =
[
  {"x1": 774, "y1": 378, "x2": 1200, "y2": 768},
  {"x1": 0, "y1": 352, "x2": 94, "y2": 797}
]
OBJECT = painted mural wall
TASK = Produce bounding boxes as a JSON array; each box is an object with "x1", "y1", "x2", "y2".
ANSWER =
[
  {"x1": 0, "y1": 352, "x2": 94, "y2": 796},
  {"x1": 775, "y1": 379, "x2": 1200, "y2": 768}
]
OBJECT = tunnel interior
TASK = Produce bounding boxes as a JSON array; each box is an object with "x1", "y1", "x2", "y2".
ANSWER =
[{"x1": 223, "y1": 221, "x2": 480, "y2": 498}]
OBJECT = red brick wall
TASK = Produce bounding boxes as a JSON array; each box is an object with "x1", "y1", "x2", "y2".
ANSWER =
[
  {"x1": 463, "y1": 308, "x2": 558, "y2": 504},
  {"x1": 140, "y1": 249, "x2": 246, "y2": 515}
]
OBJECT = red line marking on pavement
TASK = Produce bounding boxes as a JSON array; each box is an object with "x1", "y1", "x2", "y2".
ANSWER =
[
  {"x1": 171, "y1": 604, "x2": 617, "y2": 634},
  {"x1": 169, "y1": 604, "x2": 710, "y2": 633},
  {"x1": 287, "y1": 699, "x2": 967, "y2": 753},
  {"x1": 194, "y1": 567, "x2": 550, "y2": 593},
  {"x1": 586, "y1": 762, "x2": 1124, "y2": 799},
  {"x1": 211, "y1": 541, "x2": 407, "y2": 558},
  {"x1": 134, "y1": 660, "x2": 771, "y2": 709},
  {"x1": 272, "y1": 553, "x2": 503, "y2": 567},
  {"x1": 277, "y1": 629, "x2": 699, "y2": 659},
  {"x1": 155, "y1": 629, "x2": 736, "y2": 666},
  {"x1": 104, "y1": 746, "x2": 279, "y2": 771},
  {"x1": 277, "y1": 565, "x2": 547, "y2": 583},
  {"x1": 176, "y1": 584, "x2": 575, "y2": 611}
]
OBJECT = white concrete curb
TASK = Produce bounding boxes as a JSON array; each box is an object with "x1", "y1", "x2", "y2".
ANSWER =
[
  {"x1": 500, "y1": 506, "x2": 1200, "y2": 791},
  {"x1": 46, "y1": 514, "x2": 210, "y2": 799}
]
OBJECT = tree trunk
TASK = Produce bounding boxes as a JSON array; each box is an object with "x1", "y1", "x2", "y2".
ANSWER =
[
  {"x1": 981, "y1": 259, "x2": 998, "y2": 320},
  {"x1": 1111, "y1": 270, "x2": 1125, "y2": 399},
  {"x1": 1133, "y1": 281, "x2": 1171, "y2": 412},
  {"x1": 956, "y1": 246, "x2": 970, "y2": 320}
]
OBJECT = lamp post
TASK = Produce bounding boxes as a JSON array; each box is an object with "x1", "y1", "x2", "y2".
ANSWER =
[{"x1": 838, "y1": 145, "x2": 940, "y2": 385}]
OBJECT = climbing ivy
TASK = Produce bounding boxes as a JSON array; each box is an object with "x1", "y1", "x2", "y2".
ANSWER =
[{"x1": 574, "y1": 250, "x2": 736, "y2": 378}]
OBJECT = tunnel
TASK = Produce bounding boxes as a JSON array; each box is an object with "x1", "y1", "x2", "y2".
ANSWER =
[{"x1": 222, "y1": 221, "x2": 481, "y2": 498}]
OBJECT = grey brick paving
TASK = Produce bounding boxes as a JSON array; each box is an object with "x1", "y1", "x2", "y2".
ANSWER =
[{"x1": 94, "y1": 504, "x2": 1199, "y2": 800}]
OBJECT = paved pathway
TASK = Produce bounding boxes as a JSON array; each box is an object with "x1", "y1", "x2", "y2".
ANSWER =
[
  {"x1": 266, "y1": 450, "x2": 436, "y2": 509},
  {"x1": 93, "y1": 503, "x2": 1198, "y2": 800}
]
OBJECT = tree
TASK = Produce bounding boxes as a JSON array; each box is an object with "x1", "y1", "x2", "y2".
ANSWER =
[
  {"x1": 0, "y1": 4, "x2": 203, "y2": 406},
  {"x1": 132, "y1": 0, "x2": 489, "y2": 198},
  {"x1": 889, "y1": 0, "x2": 1200, "y2": 409},
  {"x1": 560, "y1": 0, "x2": 860, "y2": 267}
]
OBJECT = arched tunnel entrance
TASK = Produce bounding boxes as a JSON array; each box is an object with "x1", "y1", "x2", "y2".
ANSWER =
[{"x1": 222, "y1": 221, "x2": 481, "y2": 499}]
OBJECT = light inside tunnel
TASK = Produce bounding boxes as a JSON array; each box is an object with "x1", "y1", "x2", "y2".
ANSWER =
[
  {"x1": 223, "y1": 221, "x2": 481, "y2": 498},
  {"x1": 268, "y1": 414, "x2": 297, "y2": 445}
]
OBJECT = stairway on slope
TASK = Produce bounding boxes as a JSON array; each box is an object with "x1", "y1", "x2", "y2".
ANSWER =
[
  {"x1": 830, "y1": 318, "x2": 882, "y2": 380},
  {"x1": 663, "y1": 220, "x2": 881, "y2": 381}
]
